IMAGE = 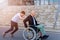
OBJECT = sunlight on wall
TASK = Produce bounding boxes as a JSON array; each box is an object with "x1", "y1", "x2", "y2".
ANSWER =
[
  {"x1": 0, "y1": 0, "x2": 7, "y2": 8},
  {"x1": 0, "y1": 0, "x2": 5, "y2": 3}
]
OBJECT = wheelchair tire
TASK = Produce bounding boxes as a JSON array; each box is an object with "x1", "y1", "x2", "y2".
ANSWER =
[{"x1": 23, "y1": 27, "x2": 36, "y2": 40}]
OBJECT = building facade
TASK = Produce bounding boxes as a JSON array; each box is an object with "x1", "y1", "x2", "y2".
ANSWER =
[
  {"x1": 0, "y1": 0, "x2": 60, "y2": 29},
  {"x1": 8, "y1": 0, "x2": 58, "y2": 5}
]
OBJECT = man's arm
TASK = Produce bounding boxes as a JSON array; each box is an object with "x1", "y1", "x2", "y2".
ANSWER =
[
  {"x1": 35, "y1": 18, "x2": 39, "y2": 25},
  {"x1": 23, "y1": 16, "x2": 29, "y2": 28}
]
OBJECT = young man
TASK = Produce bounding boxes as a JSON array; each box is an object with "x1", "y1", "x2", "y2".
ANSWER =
[
  {"x1": 23, "y1": 11, "x2": 49, "y2": 39},
  {"x1": 3, "y1": 11, "x2": 26, "y2": 37}
]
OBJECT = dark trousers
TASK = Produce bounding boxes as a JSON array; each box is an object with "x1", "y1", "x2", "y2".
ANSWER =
[{"x1": 5, "y1": 21, "x2": 18, "y2": 34}]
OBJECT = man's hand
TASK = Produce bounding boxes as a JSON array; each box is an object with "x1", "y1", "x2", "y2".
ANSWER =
[{"x1": 25, "y1": 27, "x2": 30, "y2": 32}]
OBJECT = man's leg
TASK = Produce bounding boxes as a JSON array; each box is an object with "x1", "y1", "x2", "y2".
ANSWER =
[
  {"x1": 11, "y1": 23, "x2": 18, "y2": 36},
  {"x1": 3, "y1": 21, "x2": 14, "y2": 37},
  {"x1": 36, "y1": 24, "x2": 49, "y2": 39},
  {"x1": 5, "y1": 26, "x2": 14, "y2": 34},
  {"x1": 36, "y1": 24, "x2": 46, "y2": 36}
]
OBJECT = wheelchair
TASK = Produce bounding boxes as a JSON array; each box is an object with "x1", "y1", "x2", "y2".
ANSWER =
[{"x1": 23, "y1": 25, "x2": 41, "y2": 40}]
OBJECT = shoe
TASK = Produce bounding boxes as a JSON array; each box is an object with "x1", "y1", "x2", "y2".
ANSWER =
[
  {"x1": 43, "y1": 35, "x2": 49, "y2": 39},
  {"x1": 10, "y1": 34, "x2": 14, "y2": 37},
  {"x1": 39, "y1": 35, "x2": 49, "y2": 39},
  {"x1": 39, "y1": 36, "x2": 44, "y2": 40},
  {"x1": 37, "y1": 39, "x2": 39, "y2": 40},
  {"x1": 39, "y1": 36, "x2": 44, "y2": 39},
  {"x1": 37, "y1": 38, "x2": 41, "y2": 40},
  {"x1": 2, "y1": 32, "x2": 6, "y2": 38}
]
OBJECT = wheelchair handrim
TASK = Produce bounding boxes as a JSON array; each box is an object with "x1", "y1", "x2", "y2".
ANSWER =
[{"x1": 23, "y1": 27, "x2": 36, "y2": 40}]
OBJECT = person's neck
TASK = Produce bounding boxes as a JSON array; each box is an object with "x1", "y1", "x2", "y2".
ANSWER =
[{"x1": 30, "y1": 14, "x2": 34, "y2": 17}]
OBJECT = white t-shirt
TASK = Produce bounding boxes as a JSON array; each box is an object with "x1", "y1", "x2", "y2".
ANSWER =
[{"x1": 11, "y1": 13, "x2": 26, "y2": 23}]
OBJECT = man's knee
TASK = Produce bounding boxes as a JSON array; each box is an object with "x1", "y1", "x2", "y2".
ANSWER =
[
  {"x1": 10, "y1": 28, "x2": 13, "y2": 30},
  {"x1": 15, "y1": 27, "x2": 18, "y2": 31}
]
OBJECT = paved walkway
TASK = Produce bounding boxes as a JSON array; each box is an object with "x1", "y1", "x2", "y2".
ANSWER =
[{"x1": 0, "y1": 27, "x2": 60, "y2": 40}]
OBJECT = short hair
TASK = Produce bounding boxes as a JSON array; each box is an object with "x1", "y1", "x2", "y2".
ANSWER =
[{"x1": 21, "y1": 11, "x2": 25, "y2": 14}]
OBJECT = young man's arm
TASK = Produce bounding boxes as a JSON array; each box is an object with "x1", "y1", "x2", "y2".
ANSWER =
[{"x1": 23, "y1": 16, "x2": 29, "y2": 28}]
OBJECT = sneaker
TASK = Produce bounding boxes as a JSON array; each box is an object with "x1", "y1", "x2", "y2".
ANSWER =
[
  {"x1": 39, "y1": 36, "x2": 43, "y2": 39},
  {"x1": 2, "y1": 32, "x2": 6, "y2": 38},
  {"x1": 10, "y1": 34, "x2": 14, "y2": 37},
  {"x1": 39, "y1": 35, "x2": 49, "y2": 39},
  {"x1": 43, "y1": 35, "x2": 49, "y2": 39},
  {"x1": 37, "y1": 39, "x2": 39, "y2": 40}
]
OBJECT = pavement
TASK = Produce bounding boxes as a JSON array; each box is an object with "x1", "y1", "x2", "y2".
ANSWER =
[{"x1": 0, "y1": 26, "x2": 60, "y2": 40}]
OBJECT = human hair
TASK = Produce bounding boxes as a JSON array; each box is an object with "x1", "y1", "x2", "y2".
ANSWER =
[{"x1": 21, "y1": 11, "x2": 25, "y2": 14}]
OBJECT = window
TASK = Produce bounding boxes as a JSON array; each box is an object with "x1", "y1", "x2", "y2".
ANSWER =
[
  {"x1": 8, "y1": 0, "x2": 58, "y2": 6},
  {"x1": 34, "y1": 0, "x2": 41, "y2": 5},
  {"x1": 41, "y1": 0, "x2": 45, "y2": 5},
  {"x1": 8, "y1": 0, "x2": 34, "y2": 6},
  {"x1": 48, "y1": 0, "x2": 58, "y2": 5},
  {"x1": 45, "y1": 0, "x2": 48, "y2": 5},
  {"x1": 40, "y1": 0, "x2": 48, "y2": 5}
]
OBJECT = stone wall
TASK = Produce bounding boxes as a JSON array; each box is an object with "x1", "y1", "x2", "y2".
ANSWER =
[{"x1": 0, "y1": 5, "x2": 58, "y2": 28}]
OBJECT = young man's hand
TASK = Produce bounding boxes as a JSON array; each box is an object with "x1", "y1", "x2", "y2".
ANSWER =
[{"x1": 20, "y1": 16, "x2": 26, "y2": 20}]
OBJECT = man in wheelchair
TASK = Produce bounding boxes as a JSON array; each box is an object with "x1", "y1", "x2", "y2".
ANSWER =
[{"x1": 23, "y1": 10, "x2": 49, "y2": 39}]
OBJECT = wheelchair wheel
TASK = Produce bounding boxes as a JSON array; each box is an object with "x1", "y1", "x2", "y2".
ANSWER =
[{"x1": 23, "y1": 27, "x2": 36, "y2": 40}]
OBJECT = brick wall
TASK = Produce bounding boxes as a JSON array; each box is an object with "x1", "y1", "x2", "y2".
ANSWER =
[{"x1": 0, "y1": 5, "x2": 58, "y2": 28}]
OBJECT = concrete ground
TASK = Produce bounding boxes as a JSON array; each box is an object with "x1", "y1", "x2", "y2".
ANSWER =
[{"x1": 0, "y1": 26, "x2": 60, "y2": 40}]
